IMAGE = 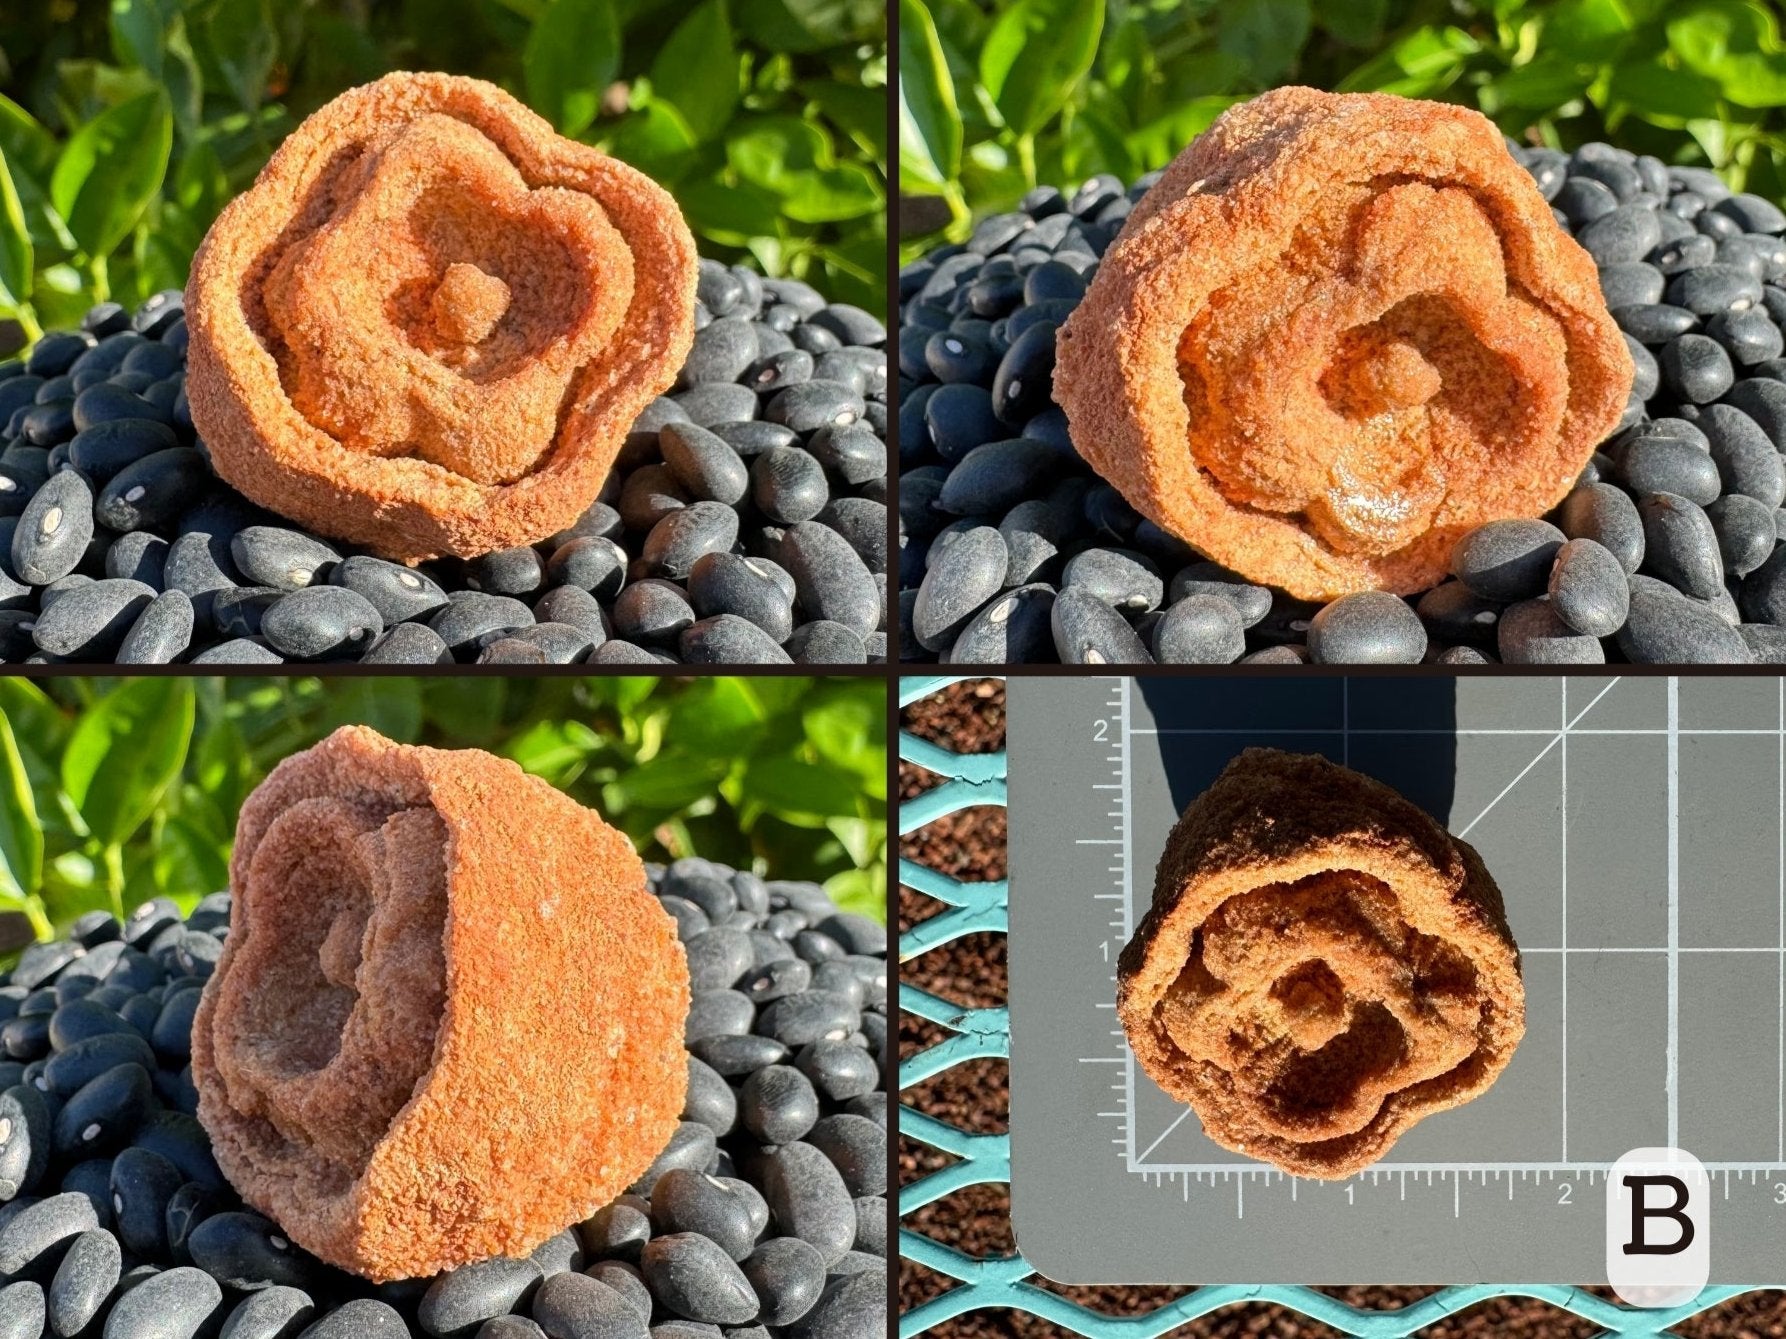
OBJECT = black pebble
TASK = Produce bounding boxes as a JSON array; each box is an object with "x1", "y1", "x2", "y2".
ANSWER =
[
  {"x1": 1306, "y1": 592, "x2": 1426, "y2": 664},
  {"x1": 1639, "y1": 492, "x2": 1725, "y2": 598}
]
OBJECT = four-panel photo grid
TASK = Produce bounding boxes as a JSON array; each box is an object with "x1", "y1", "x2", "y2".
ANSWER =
[{"x1": 1, "y1": 0, "x2": 1783, "y2": 1334}]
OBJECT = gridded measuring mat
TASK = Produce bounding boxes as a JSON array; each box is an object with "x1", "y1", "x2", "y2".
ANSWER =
[{"x1": 1007, "y1": 674, "x2": 1786, "y2": 1285}]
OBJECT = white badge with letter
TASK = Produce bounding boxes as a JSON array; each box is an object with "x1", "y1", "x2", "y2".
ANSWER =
[{"x1": 1606, "y1": 1147, "x2": 1710, "y2": 1307}]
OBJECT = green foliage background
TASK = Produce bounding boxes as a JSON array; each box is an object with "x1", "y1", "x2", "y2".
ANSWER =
[
  {"x1": 0, "y1": 675, "x2": 887, "y2": 947},
  {"x1": 900, "y1": 0, "x2": 1786, "y2": 256},
  {"x1": 0, "y1": 0, "x2": 886, "y2": 348}
]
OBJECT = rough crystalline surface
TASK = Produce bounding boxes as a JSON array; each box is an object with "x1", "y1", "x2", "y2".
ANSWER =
[
  {"x1": 1116, "y1": 749, "x2": 1523, "y2": 1178},
  {"x1": 190, "y1": 725, "x2": 690, "y2": 1279},
  {"x1": 186, "y1": 71, "x2": 697, "y2": 562},
  {"x1": 1054, "y1": 87, "x2": 1633, "y2": 600}
]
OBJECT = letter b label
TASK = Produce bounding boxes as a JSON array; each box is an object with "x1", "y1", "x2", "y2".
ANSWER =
[{"x1": 1606, "y1": 1148, "x2": 1709, "y2": 1307}]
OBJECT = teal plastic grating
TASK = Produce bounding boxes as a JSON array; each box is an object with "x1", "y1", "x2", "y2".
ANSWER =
[{"x1": 896, "y1": 673, "x2": 1768, "y2": 1339}]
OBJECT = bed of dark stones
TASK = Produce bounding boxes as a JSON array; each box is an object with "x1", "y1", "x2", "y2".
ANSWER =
[
  {"x1": 0, "y1": 260, "x2": 888, "y2": 666},
  {"x1": 0, "y1": 858, "x2": 887, "y2": 1338},
  {"x1": 898, "y1": 142, "x2": 1786, "y2": 665}
]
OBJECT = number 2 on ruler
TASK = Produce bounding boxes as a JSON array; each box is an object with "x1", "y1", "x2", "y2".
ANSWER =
[{"x1": 1093, "y1": 720, "x2": 1109, "y2": 742}]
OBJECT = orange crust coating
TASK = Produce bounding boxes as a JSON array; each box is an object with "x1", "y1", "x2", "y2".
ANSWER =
[
  {"x1": 1116, "y1": 749, "x2": 1523, "y2": 1179},
  {"x1": 1054, "y1": 88, "x2": 1633, "y2": 600},
  {"x1": 186, "y1": 72, "x2": 697, "y2": 562},
  {"x1": 191, "y1": 726, "x2": 690, "y2": 1280}
]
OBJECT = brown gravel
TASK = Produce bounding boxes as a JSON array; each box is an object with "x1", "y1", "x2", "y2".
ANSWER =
[{"x1": 898, "y1": 678, "x2": 1786, "y2": 1338}]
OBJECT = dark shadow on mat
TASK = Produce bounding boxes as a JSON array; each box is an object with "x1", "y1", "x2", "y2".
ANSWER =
[{"x1": 1136, "y1": 675, "x2": 1458, "y2": 828}]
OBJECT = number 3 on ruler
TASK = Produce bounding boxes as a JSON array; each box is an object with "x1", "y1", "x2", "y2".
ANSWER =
[
  {"x1": 1093, "y1": 720, "x2": 1109, "y2": 742},
  {"x1": 1774, "y1": 1183, "x2": 1786, "y2": 1204}
]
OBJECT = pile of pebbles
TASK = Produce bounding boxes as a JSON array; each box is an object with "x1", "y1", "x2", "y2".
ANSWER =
[
  {"x1": 0, "y1": 857, "x2": 887, "y2": 1338},
  {"x1": 898, "y1": 141, "x2": 1786, "y2": 663},
  {"x1": 0, "y1": 261, "x2": 887, "y2": 666}
]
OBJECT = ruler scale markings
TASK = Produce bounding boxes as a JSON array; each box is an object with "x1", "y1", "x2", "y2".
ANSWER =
[{"x1": 1019, "y1": 674, "x2": 1785, "y2": 1281}]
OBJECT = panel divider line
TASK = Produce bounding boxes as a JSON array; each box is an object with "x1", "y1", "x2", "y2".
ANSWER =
[
  {"x1": 1561, "y1": 678, "x2": 1568, "y2": 1162},
  {"x1": 1668, "y1": 676, "x2": 1680, "y2": 1151},
  {"x1": 1779, "y1": 676, "x2": 1783, "y2": 1163}
]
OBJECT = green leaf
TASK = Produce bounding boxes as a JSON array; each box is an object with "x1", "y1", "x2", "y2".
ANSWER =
[
  {"x1": 823, "y1": 865, "x2": 884, "y2": 920},
  {"x1": 735, "y1": 0, "x2": 883, "y2": 54},
  {"x1": 1544, "y1": 0, "x2": 1636, "y2": 63},
  {"x1": 206, "y1": 0, "x2": 277, "y2": 113},
  {"x1": 801, "y1": 79, "x2": 887, "y2": 163},
  {"x1": 607, "y1": 99, "x2": 698, "y2": 184},
  {"x1": 899, "y1": 0, "x2": 961, "y2": 189},
  {"x1": 1315, "y1": 0, "x2": 1386, "y2": 46},
  {"x1": 608, "y1": 751, "x2": 731, "y2": 812},
  {"x1": 0, "y1": 97, "x2": 57, "y2": 183},
  {"x1": 678, "y1": 173, "x2": 784, "y2": 246},
  {"x1": 152, "y1": 813, "x2": 229, "y2": 899},
  {"x1": 49, "y1": 90, "x2": 173, "y2": 261},
  {"x1": 668, "y1": 679, "x2": 768, "y2": 754},
  {"x1": 649, "y1": 2, "x2": 738, "y2": 142},
  {"x1": 1481, "y1": 55, "x2": 1595, "y2": 114},
  {"x1": 60, "y1": 679, "x2": 194, "y2": 850},
  {"x1": 1218, "y1": 0, "x2": 1311, "y2": 85},
  {"x1": 526, "y1": 0, "x2": 621, "y2": 137},
  {"x1": 1667, "y1": 0, "x2": 1786, "y2": 107},
  {"x1": 817, "y1": 231, "x2": 883, "y2": 309},
  {"x1": 1127, "y1": 96, "x2": 1240, "y2": 170},
  {"x1": 824, "y1": 815, "x2": 874, "y2": 867},
  {"x1": 727, "y1": 115, "x2": 883, "y2": 222},
  {"x1": 780, "y1": 162, "x2": 882, "y2": 222},
  {"x1": 742, "y1": 753, "x2": 864, "y2": 819},
  {"x1": 0, "y1": 153, "x2": 32, "y2": 310},
  {"x1": 423, "y1": 679, "x2": 508, "y2": 744},
  {"x1": 583, "y1": 677, "x2": 657, "y2": 715},
  {"x1": 110, "y1": 0, "x2": 169, "y2": 80},
  {"x1": 1608, "y1": 54, "x2": 1723, "y2": 124},
  {"x1": 1336, "y1": 24, "x2": 1481, "y2": 96},
  {"x1": 162, "y1": 16, "x2": 205, "y2": 137},
  {"x1": 0, "y1": 713, "x2": 42, "y2": 902},
  {"x1": 504, "y1": 720, "x2": 600, "y2": 783},
  {"x1": 979, "y1": 0, "x2": 1104, "y2": 137},
  {"x1": 802, "y1": 693, "x2": 882, "y2": 795},
  {"x1": 192, "y1": 712, "x2": 253, "y2": 819},
  {"x1": 316, "y1": 678, "x2": 422, "y2": 743},
  {"x1": 0, "y1": 681, "x2": 64, "y2": 772},
  {"x1": 1065, "y1": 105, "x2": 1140, "y2": 185}
]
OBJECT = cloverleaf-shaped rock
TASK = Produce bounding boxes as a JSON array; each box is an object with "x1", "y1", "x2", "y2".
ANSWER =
[
  {"x1": 1056, "y1": 87, "x2": 1633, "y2": 599},
  {"x1": 1117, "y1": 749, "x2": 1523, "y2": 1179},
  {"x1": 188, "y1": 73, "x2": 696, "y2": 561},
  {"x1": 191, "y1": 726, "x2": 690, "y2": 1279}
]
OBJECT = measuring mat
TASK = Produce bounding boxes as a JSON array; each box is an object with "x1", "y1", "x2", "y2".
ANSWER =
[{"x1": 1007, "y1": 675, "x2": 1786, "y2": 1284}]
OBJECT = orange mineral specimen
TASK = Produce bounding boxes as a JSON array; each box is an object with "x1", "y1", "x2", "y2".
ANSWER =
[
  {"x1": 190, "y1": 725, "x2": 690, "y2": 1279},
  {"x1": 1117, "y1": 749, "x2": 1523, "y2": 1179},
  {"x1": 186, "y1": 72, "x2": 697, "y2": 562},
  {"x1": 1054, "y1": 87, "x2": 1634, "y2": 600}
]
